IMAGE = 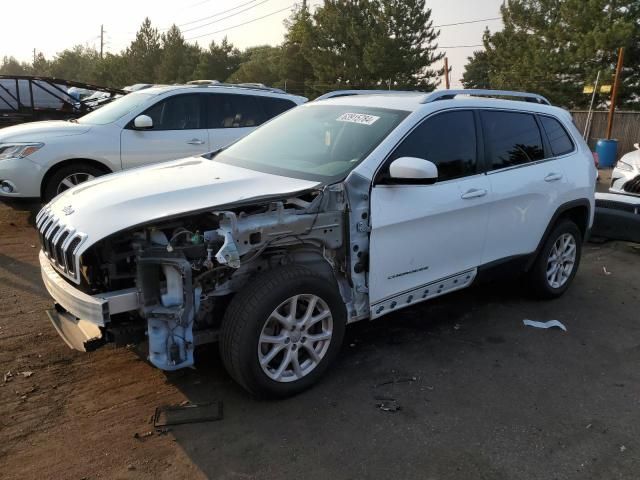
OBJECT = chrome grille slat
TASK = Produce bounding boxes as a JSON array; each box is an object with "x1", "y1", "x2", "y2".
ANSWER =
[{"x1": 37, "y1": 211, "x2": 86, "y2": 283}]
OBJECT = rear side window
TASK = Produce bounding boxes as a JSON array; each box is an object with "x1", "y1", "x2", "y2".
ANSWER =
[
  {"x1": 481, "y1": 110, "x2": 544, "y2": 170},
  {"x1": 260, "y1": 97, "x2": 296, "y2": 119},
  {"x1": 207, "y1": 94, "x2": 265, "y2": 128},
  {"x1": 389, "y1": 110, "x2": 477, "y2": 181},
  {"x1": 143, "y1": 94, "x2": 204, "y2": 130},
  {"x1": 540, "y1": 116, "x2": 574, "y2": 157}
]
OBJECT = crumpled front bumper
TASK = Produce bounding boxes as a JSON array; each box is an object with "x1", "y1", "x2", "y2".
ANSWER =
[{"x1": 39, "y1": 250, "x2": 140, "y2": 351}]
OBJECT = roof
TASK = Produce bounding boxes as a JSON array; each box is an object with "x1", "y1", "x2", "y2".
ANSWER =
[
  {"x1": 135, "y1": 83, "x2": 306, "y2": 102},
  {"x1": 307, "y1": 89, "x2": 568, "y2": 118}
]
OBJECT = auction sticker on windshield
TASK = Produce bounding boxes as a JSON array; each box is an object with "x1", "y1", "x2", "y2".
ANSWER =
[{"x1": 337, "y1": 113, "x2": 380, "y2": 125}]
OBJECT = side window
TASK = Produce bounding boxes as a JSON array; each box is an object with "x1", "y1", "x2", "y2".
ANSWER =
[
  {"x1": 389, "y1": 110, "x2": 477, "y2": 182},
  {"x1": 260, "y1": 97, "x2": 296, "y2": 119},
  {"x1": 481, "y1": 110, "x2": 544, "y2": 170},
  {"x1": 540, "y1": 115, "x2": 574, "y2": 157},
  {"x1": 143, "y1": 94, "x2": 204, "y2": 130},
  {"x1": 207, "y1": 94, "x2": 265, "y2": 128}
]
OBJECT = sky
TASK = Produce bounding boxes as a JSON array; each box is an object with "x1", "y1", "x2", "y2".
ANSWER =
[{"x1": 0, "y1": 0, "x2": 504, "y2": 86}]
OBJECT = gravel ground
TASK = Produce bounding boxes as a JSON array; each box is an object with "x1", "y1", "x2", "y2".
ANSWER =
[{"x1": 1, "y1": 194, "x2": 639, "y2": 480}]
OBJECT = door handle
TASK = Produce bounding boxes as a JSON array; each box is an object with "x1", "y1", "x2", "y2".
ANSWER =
[
  {"x1": 545, "y1": 173, "x2": 563, "y2": 182},
  {"x1": 187, "y1": 139, "x2": 205, "y2": 145},
  {"x1": 461, "y1": 188, "x2": 488, "y2": 200}
]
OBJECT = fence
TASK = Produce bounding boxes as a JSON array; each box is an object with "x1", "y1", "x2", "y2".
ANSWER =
[{"x1": 571, "y1": 110, "x2": 640, "y2": 159}]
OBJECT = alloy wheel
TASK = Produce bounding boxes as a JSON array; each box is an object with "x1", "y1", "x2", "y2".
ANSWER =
[
  {"x1": 546, "y1": 233, "x2": 577, "y2": 289},
  {"x1": 56, "y1": 173, "x2": 95, "y2": 194},
  {"x1": 258, "y1": 294, "x2": 333, "y2": 383}
]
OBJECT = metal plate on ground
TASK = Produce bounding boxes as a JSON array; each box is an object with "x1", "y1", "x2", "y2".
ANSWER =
[{"x1": 153, "y1": 401, "x2": 223, "y2": 427}]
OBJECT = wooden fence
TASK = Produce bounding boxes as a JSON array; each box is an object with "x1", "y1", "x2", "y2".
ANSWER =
[{"x1": 571, "y1": 110, "x2": 640, "y2": 159}]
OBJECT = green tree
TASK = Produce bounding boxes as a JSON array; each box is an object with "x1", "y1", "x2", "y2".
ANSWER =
[
  {"x1": 364, "y1": 0, "x2": 444, "y2": 89},
  {"x1": 31, "y1": 52, "x2": 51, "y2": 76},
  {"x1": 156, "y1": 25, "x2": 200, "y2": 84},
  {"x1": 0, "y1": 56, "x2": 31, "y2": 75},
  {"x1": 125, "y1": 18, "x2": 162, "y2": 83},
  {"x1": 280, "y1": 2, "x2": 316, "y2": 96},
  {"x1": 193, "y1": 37, "x2": 241, "y2": 82},
  {"x1": 307, "y1": 0, "x2": 443, "y2": 93},
  {"x1": 227, "y1": 46, "x2": 283, "y2": 85},
  {"x1": 49, "y1": 45, "x2": 100, "y2": 83},
  {"x1": 462, "y1": 1, "x2": 639, "y2": 108}
]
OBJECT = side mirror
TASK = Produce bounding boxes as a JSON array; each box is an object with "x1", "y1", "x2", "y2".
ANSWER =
[
  {"x1": 388, "y1": 157, "x2": 438, "y2": 184},
  {"x1": 133, "y1": 115, "x2": 153, "y2": 129}
]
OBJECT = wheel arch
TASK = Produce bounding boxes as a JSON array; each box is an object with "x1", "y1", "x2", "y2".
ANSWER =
[
  {"x1": 526, "y1": 199, "x2": 591, "y2": 271},
  {"x1": 40, "y1": 158, "x2": 113, "y2": 198}
]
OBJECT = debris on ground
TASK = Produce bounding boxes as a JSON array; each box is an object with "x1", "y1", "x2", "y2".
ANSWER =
[
  {"x1": 620, "y1": 445, "x2": 627, "y2": 453},
  {"x1": 153, "y1": 401, "x2": 223, "y2": 427},
  {"x1": 374, "y1": 376, "x2": 417, "y2": 388},
  {"x1": 19, "y1": 371, "x2": 33, "y2": 378},
  {"x1": 133, "y1": 431, "x2": 154, "y2": 440},
  {"x1": 375, "y1": 398, "x2": 401, "y2": 412},
  {"x1": 523, "y1": 319, "x2": 568, "y2": 332},
  {"x1": 603, "y1": 266, "x2": 612, "y2": 276},
  {"x1": 4, "y1": 371, "x2": 13, "y2": 382}
]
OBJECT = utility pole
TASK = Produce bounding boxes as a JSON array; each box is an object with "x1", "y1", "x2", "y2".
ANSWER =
[
  {"x1": 33, "y1": 48, "x2": 36, "y2": 65},
  {"x1": 606, "y1": 47, "x2": 624, "y2": 140},
  {"x1": 100, "y1": 24, "x2": 104, "y2": 59},
  {"x1": 443, "y1": 57, "x2": 450, "y2": 89}
]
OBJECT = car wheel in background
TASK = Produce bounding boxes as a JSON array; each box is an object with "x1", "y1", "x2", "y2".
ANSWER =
[{"x1": 43, "y1": 162, "x2": 107, "y2": 202}]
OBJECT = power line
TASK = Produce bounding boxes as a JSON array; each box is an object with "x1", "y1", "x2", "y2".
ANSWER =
[
  {"x1": 182, "y1": 0, "x2": 271, "y2": 33},
  {"x1": 185, "y1": 5, "x2": 295, "y2": 41},
  {"x1": 173, "y1": 0, "x2": 261, "y2": 29},
  {"x1": 434, "y1": 16, "x2": 501, "y2": 28}
]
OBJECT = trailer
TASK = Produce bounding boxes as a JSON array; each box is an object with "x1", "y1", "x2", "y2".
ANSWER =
[{"x1": 0, "y1": 75, "x2": 127, "y2": 127}]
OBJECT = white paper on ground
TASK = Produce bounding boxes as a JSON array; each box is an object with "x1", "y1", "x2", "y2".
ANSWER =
[{"x1": 523, "y1": 319, "x2": 567, "y2": 331}]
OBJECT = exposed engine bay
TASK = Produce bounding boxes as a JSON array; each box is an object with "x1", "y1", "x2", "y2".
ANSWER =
[{"x1": 69, "y1": 178, "x2": 371, "y2": 370}]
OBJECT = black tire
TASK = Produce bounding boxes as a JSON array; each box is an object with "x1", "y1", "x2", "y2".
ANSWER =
[
  {"x1": 528, "y1": 219, "x2": 582, "y2": 299},
  {"x1": 220, "y1": 265, "x2": 346, "y2": 398},
  {"x1": 43, "y1": 162, "x2": 108, "y2": 202}
]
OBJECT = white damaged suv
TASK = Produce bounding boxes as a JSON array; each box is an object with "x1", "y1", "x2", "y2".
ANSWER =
[{"x1": 38, "y1": 89, "x2": 596, "y2": 397}]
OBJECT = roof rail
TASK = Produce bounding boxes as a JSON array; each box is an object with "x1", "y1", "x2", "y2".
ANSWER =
[
  {"x1": 191, "y1": 82, "x2": 287, "y2": 94},
  {"x1": 422, "y1": 89, "x2": 551, "y2": 105}
]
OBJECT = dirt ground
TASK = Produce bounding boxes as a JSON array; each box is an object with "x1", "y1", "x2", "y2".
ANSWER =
[{"x1": 1, "y1": 190, "x2": 639, "y2": 480}]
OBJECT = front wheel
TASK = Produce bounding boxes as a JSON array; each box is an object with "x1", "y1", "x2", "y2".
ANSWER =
[
  {"x1": 528, "y1": 219, "x2": 582, "y2": 299},
  {"x1": 219, "y1": 266, "x2": 346, "y2": 398}
]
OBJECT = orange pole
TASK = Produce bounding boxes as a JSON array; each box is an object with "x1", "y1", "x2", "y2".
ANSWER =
[
  {"x1": 444, "y1": 57, "x2": 450, "y2": 89},
  {"x1": 606, "y1": 47, "x2": 624, "y2": 140}
]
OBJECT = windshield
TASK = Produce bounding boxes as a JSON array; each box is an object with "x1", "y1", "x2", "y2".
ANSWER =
[
  {"x1": 213, "y1": 104, "x2": 409, "y2": 182},
  {"x1": 77, "y1": 92, "x2": 154, "y2": 125}
]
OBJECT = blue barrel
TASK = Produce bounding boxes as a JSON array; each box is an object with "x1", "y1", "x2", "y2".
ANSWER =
[{"x1": 595, "y1": 139, "x2": 618, "y2": 168}]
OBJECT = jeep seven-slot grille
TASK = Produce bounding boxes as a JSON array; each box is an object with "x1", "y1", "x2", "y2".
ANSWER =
[
  {"x1": 35, "y1": 209, "x2": 85, "y2": 282},
  {"x1": 623, "y1": 176, "x2": 640, "y2": 194}
]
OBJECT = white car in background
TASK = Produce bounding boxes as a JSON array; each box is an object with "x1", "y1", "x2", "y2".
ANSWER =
[
  {"x1": 0, "y1": 85, "x2": 306, "y2": 201},
  {"x1": 610, "y1": 143, "x2": 640, "y2": 195}
]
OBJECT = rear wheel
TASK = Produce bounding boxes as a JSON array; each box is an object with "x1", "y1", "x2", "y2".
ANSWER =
[
  {"x1": 220, "y1": 266, "x2": 346, "y2": 398},
  {"x1": 528, "y1": 220, "x2": 582, "y2": 298},
  {"x1": 43, "y1": 162, "x2": 107, "y2": 202}
]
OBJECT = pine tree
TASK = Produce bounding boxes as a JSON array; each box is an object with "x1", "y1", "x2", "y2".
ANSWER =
[
  {"x1": 193, "y1": 37, "x2": 242, "y2": 82},
  {"x1": 364, "y1": 0, "x2": 444, "y2": 89},
  {"x1": 156, "y1": 25, "x2": 199, "y2": 84},
  {"x1": 125, "y1": 18, "x2": 162, "y2": 83},
  {"x1": 280, "y1": 2, "x2": 316, "y2": 96},
  {"x1": 462, "y1": 0, "x2": 639, "y2": 108}
]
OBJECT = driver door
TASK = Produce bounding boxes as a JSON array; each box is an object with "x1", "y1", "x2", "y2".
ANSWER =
[
  {"x1": 368, "y1": 110, "x2": 491, "y2": 314},
  {"x1": 120, "y1": 93, "x2": 210, "y2": 170}
]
